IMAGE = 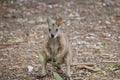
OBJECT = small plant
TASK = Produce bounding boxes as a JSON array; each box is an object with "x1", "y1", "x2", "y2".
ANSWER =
[
  {"x1": 39, "y1": 53, "x2": 64, "y2": 80},
  {"x1": 108, "y1": 62, "x2": 120, "y2": 71},
  {"x1": 39, "y1": 53, "x2": 46, "y2": 61},
  {"x1": 7, "y1": 37, "x2": 24, "y2": 44},
  {"x1": 91, "y1": 68, "x2": 106, "y2": 75},
  {"x1": 53, "y1": 72, "x2": 63, "y2": 80}
]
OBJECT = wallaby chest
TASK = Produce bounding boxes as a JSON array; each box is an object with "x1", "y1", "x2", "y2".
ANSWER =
[{"x1": 48, "y1": 37, "x2": 61, "y2": 55}]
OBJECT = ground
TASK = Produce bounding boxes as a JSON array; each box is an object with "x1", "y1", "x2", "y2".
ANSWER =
[{"x1": 0, "y1": 0, "x2": 120, "y2": 80}]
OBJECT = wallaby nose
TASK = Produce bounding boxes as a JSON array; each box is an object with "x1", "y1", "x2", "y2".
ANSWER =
[{"x1": 51, "y1": 34, "x2": 54, "y2": 38}]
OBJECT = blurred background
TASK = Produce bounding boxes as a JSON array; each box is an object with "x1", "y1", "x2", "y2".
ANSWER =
[{"x1": 0, "y1": 0, "x2": 120, "y2": 80}]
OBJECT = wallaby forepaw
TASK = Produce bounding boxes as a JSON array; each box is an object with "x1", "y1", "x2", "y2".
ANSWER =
[
  {"x1": 36, "y1": 73, "x2": 47, "y2": 79},
  {"x1": 42, "y1": 73, "x2": 47, "y2": 76},
  {"x1": 67, "y1": 72, "x2": 71, "y2": 77}
]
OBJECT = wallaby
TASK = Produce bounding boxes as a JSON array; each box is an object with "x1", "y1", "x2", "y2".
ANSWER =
[{"x1": 41, "y1": 17, "x2": 72, "y2": 77}]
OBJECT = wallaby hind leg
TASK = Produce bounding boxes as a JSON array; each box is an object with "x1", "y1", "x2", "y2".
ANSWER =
[
  {"x1": 41, "y1": 58, "x2": 47, "y2": 76},
  {"x1": 65, "y1": 55, "x2": 71, "y2": 77}
]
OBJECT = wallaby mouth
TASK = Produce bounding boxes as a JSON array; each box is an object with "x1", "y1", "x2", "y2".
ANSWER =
[{"x1": 51, "y1": 34, "x2": 54, "y2": 38}]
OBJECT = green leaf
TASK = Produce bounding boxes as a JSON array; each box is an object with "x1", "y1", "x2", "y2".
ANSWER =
[
  {"x1": 7, "y1": 37, "x2": 24, "y2": 43},
  {"x1": 39, "y1": 53, "x2": 46, "y2": 61},
  {"x1": 53, "y1": 72, "x2": 63, "y2": 80},
  {"x1": 92, "y1": 68, "x2": 106, "y2": 75},
  {"x1": 107, "y1": 64, "x2": 114, "y2": 70},
  {"x1": 16, "y1": 18, "x2": 28, "y2": 23},
  {"x1": 53, "y1": 61, "x2": 60, "y2": 67},
  {"x1": 112, "y1": 62, "x2": 120, "y2": 71},
  {"x1": 107, "y1": 63, "x2": 120, "y2": 71},
  {"x1": 92, "y1": 77, "x2": 100, "y2": 80}
]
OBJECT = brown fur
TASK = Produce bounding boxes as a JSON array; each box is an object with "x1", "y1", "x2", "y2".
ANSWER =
[{"x1": 41, "y1": 17, "x2": 72, "y2": 77}]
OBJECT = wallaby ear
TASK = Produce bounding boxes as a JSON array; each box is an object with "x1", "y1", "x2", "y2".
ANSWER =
[
  {"x1": 56, "y1": 17, "x2": 62, "y2": 26},
  {"x1": 47, "y1": 17, "x2": 51, "y2": 26}
]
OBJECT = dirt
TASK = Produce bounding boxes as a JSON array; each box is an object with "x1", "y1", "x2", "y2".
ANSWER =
[{"x1": 0, "y1": 0, "x2": 120, "y2": 80}]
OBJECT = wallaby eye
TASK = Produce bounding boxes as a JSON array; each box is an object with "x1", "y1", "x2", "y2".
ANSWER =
[
  {"x1": 49, "y1": 28, "x2": 51, "y2": 32},
  {"x1": 56, "y1": 28, "x2": 58, "y2": 32},
  {"x1": 52, "y1": 24, "x2": 55, "y2": 26}
]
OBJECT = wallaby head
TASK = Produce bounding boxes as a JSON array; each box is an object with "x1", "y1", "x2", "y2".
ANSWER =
[{"x1": 47, "y1": 17, "x2": 62, "y2": 38}]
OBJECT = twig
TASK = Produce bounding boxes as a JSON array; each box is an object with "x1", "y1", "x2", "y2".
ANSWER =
[
  {"x1": 100, "y1": 61, "x2": 120, "y2": 63},
  {"x1": 79, "y1": 66, "x2": 95, "y2": 72},
  {"x1": 71, "y1": 63, "x2": 96, "y2": 67},
  {"x1": 0, "y1": 42, "x2": 25, "y2": 49}
]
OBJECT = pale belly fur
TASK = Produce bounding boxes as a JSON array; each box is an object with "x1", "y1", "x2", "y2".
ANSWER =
[{"x1": 48, "y1": 38, "x2": 60, "y2": 56}]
